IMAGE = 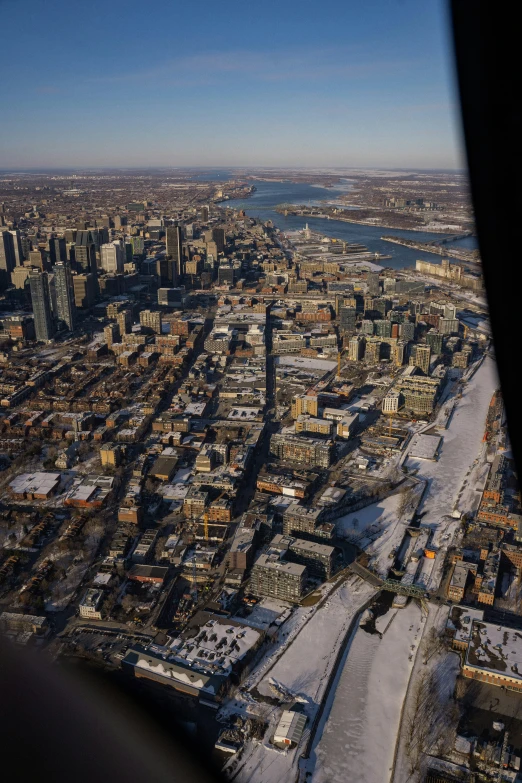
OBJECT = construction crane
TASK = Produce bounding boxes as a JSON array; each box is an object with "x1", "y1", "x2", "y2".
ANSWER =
[
  {"x1": 336, "y1": 350, "x2": 344, "y2": 381},
  {"x1": 201, "y1": 491, "x2": 228, "y2": 541}
]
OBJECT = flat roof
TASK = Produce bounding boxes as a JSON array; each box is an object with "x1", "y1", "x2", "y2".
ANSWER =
[
  {"x1": 466, "y1": 620, "x2": 522, "y2": 680},
  {"x1": 446, "y1": 605, "x2": 485, "y2": 644},
  {"x1": 274, "y1": 710, "x2": 307, "y2": 744},
  {"x1": 254, "y1": 553, "x2": 306, "y2": 577},
  {"x1": 408, "y1": 433, "x2": 442, "y2": 460}
]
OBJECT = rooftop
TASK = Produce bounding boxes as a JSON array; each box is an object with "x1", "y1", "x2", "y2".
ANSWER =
[{"x1": 466, "y1": 620, "x2": 522, "y2": 681}]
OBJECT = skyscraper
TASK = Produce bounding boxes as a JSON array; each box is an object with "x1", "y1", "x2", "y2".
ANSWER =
[
  {"x1": 212, "y1": 227, "x2": 226, "y2": 254},
  {"x1": 131, "y1": 236, "x2": 145, "y2": 258},
  {"x1": 166, "y1": 226, "x2": 182, "y2": 284},
  {"x1": 49, "y1": 237, "x2": 67, "y2": 265},
  {"x1": 73, "y1": 273, "x2": 96, "y2": 309},
  {"x1": 0, "y1": 228, "x2": 15, "y2": 275},
  {"x1": 54, "y1": 261, "x2": 76, "y2": 331},
  {"x1": 29, "y1": 270, "x2": 55, "y2": 341},
  {"x1": 100, "y1": 241, "x2": 125, "y2": 274},
  {"x1": 200, "y1": 206, "x2": 209, "y2": 222},
  {"x1": 9, "y1": 229, "x2": 24, "y2": 265},
  {"x1": 74, "y1": 242, "x2": 96, "y2": 274}
]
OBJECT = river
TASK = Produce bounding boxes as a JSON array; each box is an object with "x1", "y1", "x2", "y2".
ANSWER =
[{"x1": 217, "y1": 176, "x2": 477, "y2": 271}]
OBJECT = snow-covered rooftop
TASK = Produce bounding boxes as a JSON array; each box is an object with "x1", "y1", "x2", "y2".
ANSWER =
[{"x1": 466, "y1": 620, "x2": 522, "y2": 680}]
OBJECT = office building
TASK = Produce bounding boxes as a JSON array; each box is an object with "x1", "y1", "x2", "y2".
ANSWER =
[
  {"x1": 361, "y1": 319, "x2": 374, "y2": 336},
  {"x1": 54, "y1": 261, "x2": 76, "y2": 331},
  {"x1": 158, "y1": 287, "x2": 185, "y2": 307},
  {"x1": 29, "y1": 249, "x2": 46, "y2": 270},
  {"x1": 218, "y1": 263, "x2": 235, "y2": 286},
  {"x1": 166, "y1": 226, "x2": 183, "y2": 283},
  {"x1": 29, "y1": 270, "x2": 55, "y2": 341},
  {"x1": 131, "y1": 235, "x2": 145, "y2": 258},
  {"x1": 11, "y1": 265, "x2": 30, "y2": 289},
  {"x1": 0, "y1": 228, "x2": 15, "y2": 275},
  {"x1": 409, "y1": 344, "x2": 431, "y2": 374},
  {"x1": 212, "y1": 227, "x2": 226, "y2": 254},
  {"x1": 100, "y1": 241, "x2": 125, "y2": 274},
  {"x1": 49, "y1": 237, "x2": 67, "y2": 265},
  {"x1": 200, "y1": 205, "x2": 209, "y2": 222},
  {"x1": 205, "y1": 240, "x2": 218, "y2": 265},
  {"x1": 74, "y1": 242, "x2": 96, "y2": 274},
  {"x1": 9, "y1": 229, "x2": 24, "y2": 265},
  {"x1": 73, "y1": 273, "x2": 96, "y2": 309}
]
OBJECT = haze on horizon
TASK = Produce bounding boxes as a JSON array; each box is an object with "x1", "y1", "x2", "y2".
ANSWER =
[{"x1": 0, "y1": 0, "x2": 464, "y2": 171}]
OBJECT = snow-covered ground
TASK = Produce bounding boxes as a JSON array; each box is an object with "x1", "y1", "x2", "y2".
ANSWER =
[
  {"x1": 310, "y1": 601, "x2": 424, "y2": 783},
  {"x1": 224, "y1": 575, "x2": 376, "y2": 783},
  {"x1": 335, "y1": 482, "x2": 423, "y2": 577},
  {"x1": 405, "y1": 355, "x2": 498, "y2": 591},
  {"x1": 392, "y1": 603, "x2": 461, "y2": 783}
]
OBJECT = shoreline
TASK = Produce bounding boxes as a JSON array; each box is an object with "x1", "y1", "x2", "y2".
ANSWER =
[{"x1": 273, "y1": 209, "x2": 472, "y2": 235}]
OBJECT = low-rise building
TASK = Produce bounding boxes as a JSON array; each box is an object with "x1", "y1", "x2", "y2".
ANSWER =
[
  {"x1": 463, "y1": 620, "x2": 522, "y2": 691},
  {"x1": 79, "y1": 588, "x2": 104, "y2": 620}
]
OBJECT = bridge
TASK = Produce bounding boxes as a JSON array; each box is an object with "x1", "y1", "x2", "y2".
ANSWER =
[
  {"x1": 428, "y1": 231, "x2": 474, "y2": 246},
  {"x1": 347, "y1": 563, "x2": 429, "y2": 599},
  {"x1": 381, "y1": 579, "x2": 428, "y2": 599}
]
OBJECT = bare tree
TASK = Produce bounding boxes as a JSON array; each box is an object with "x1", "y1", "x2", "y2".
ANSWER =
[
  {"x1": 121, "y1": 594, "x2": 137, "y2": 614},
  {"x1": 398, "y1": 484, "x2": 416, "y2": 520},
  {"x1": 422, "y1": 626, "x2": 444, "y2": 665}
]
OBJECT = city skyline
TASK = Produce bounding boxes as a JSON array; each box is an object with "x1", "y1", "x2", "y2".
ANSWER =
[{"x1": 0, "y1": 0, "x2": 463, "y2": 170}]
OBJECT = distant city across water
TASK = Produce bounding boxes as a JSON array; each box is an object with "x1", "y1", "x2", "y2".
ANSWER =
[{"x1": 202, "y1": 172, "x2": 478, "y2": 272}]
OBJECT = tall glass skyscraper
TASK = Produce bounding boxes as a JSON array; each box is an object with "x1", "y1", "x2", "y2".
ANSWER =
[
  {"x1": 54, "y1": 261, "x2": 76, "y2": 331},
  {"x1": 29, "y1": 270, "x2": 55, "y2": 341},
  {"x1": 165, "y1": 226, "x2": 182, "y2": 284}
]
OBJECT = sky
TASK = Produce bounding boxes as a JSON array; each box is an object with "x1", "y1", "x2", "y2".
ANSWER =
[{"x1": 0, "y1": 0, "x2": 465, "y2": 170}]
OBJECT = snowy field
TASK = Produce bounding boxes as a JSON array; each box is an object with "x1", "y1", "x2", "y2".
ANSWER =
[
  {"x1": 335, "y1": 482, "x2": 423, "y2": 577},
  {"x1": 311, "y1": 601, "x2": 424, "y2": 783},
  {"x1": 406, "y1": 356, "x2": 498, "y2": 591}
]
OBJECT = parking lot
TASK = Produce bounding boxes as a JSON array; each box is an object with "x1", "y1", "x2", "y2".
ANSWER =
[{"x1": 64, "y1": 625, "x2": 153, "y2": 663}]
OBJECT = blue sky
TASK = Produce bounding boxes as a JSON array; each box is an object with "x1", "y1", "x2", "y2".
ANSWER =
[{"x1": 0, "y1": 0, "x2": 464, "y2": 169}]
